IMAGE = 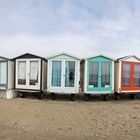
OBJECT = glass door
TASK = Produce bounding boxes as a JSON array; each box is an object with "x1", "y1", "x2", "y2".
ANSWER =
[
  {"x1": 0, "y1": 62, "x2": 7, "y2": 86},
  {"x1": 88, "y1": 62, "x2": 99, "y2": 88},
  {"x1": 16, "y1": 59, "x2": 41, "y2": 90},
  {"x1": 88, "y1": 61, "x2": 112, "y2": 91},
  {"x1": 122, "y1": 64, "x2": 131, "y2": 87},
  {"x1": 101, "y1": 62, "x2": 110, "y2": 88},
  {"x1": 134, "y1": 64, "x2": 140, "y2": 87},
  {"x1": 51, "y1": 61, "x2": 62, "y2": 87},
  {"x1": 65, "y1": 61, "x2": 75, "y2": 87},
  {"x1": 18, "y1": 61, "x2": 26, "y2": 85},
  {"x1": 29, "y1": 61, "x2": 39, "y2": 86}
]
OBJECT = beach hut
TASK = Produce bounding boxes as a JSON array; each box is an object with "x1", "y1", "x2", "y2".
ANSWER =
[
  {"x1": 114, "y1": 55, "x2": 140, "y2": 99},
  {"x1": 13, "y1": 53, "x2": 47, "y2": 99},
  {"x1": 0, "y1": 56, "x2": 14, "y2": 99},
  {"x1": 46, "y1": 53, "x2": 81, "y2": 101},
  {"x1": 80, "y1": 55, "x2": 115, "y2": 101}
]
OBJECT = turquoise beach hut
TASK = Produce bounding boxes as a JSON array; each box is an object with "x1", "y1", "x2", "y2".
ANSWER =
[{"x1": 80, "y1": 54, "x2": 115, "y2": 101}]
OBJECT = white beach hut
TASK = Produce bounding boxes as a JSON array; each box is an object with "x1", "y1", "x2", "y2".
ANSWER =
[
  {"x1": 46, "y1": 53, "x2": 81, "y2": 101},
  {"x1": 13, "y1": 53, "x2": 47, "y2": 99}
]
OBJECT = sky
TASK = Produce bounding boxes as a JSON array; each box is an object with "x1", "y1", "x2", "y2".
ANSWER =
[{"x1": 0, "y1": 0, "x2": 140, "y2": 59}]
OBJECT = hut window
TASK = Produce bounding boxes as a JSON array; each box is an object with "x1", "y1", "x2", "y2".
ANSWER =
[
  {"x1": 122, "y1": 64, "x2": 130, "y2": 87},
  {"x1": 0, "y1": 62, "x2": 7, "y2": 85},
  {"x1": 134, "y1": 64, "x2": 140, "y2": 87},
  {"x1": 89, "y1": 62, "x2": 98, "y2": 87},
  {"x1": 30, "y1": 61, "x2": 39, "y2": 85},
  {"x1": 65, "y1": 61, "x2": 75, "y2": 87},
  {"x1": 101, "y1": 62, "x2": 110, "y2": 87},
  {"x1": 18, "y1": 61, "x2": 26, "y2": 85},
  {"x1": 52, "y1": 61, "x2": 61, "y2": 87}
]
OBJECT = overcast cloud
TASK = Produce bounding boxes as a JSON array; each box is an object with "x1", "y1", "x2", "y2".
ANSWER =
[{"x1": 0, "y1": 0, "x2": 140, "y2": 59}]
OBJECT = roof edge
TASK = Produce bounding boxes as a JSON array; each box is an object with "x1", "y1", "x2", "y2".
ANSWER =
[
  {"x1": 12, "y1": 53, "x2": 46, "y2": 60},
  {"x1": 117, "y1": 55, "x2": 140, "y2": 61},
  {"x1": 83, "y1": 54, "x2": 116, "y2": 61},
  {"x1": 46, "y1": 52, "x2": 81, "y2": 60}
]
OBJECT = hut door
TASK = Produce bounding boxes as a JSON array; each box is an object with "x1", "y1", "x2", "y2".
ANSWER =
[
  {"x1": 121, "y1": 62, "x2": 140, "y2": 90},
  {"x1": 28, "y1": 59, "x2": 41, "y2": 89},
  {"x1": 134, "y1": 64, "x2": 140, "y2": 88},
  {"x1": 101, "y1": 62, "x2": 111, "y2": 88},
  {"x1": 51, "y1": 60, "x2": 77, "y2": 93},
  {"x1": 88, "y1": 62, "x2": 99, "y2": 88},
  {"x1": 88, "y1": 61, "x2": 112, "y2": 91},
  {"x1": 63, "y1": 61, "x2": 76, "y2": 92},
  {"x1": 18, "y1": 61, "x2": 26, "y2": 85},
  {"x1": 16, "y1": 59, "x2": 40, "y2": 90},
  {"x1": 122, "y1": 63, "x2": 131, "y2": 89},
  {"x1": 0, "y1": 62, "x2": 7, "y2": 86},
  {"x1": 51, "y1": 60, "x2": 62, "y2": 87},
  {"x1": 29, "y1": 61, "x2": 39, "y2": 86}
]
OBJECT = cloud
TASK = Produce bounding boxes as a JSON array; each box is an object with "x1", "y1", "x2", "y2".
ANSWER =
[
  {"x1": 0, "y1": 33, "x2": 99, "y2": 58},
  {"x1": 0, "y1": 0, "x2": 140, "y2": 59}
]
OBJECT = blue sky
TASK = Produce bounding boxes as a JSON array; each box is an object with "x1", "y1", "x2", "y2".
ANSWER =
[{"x1": 0, "y1": 0, "x2": 140, "y2": 58}]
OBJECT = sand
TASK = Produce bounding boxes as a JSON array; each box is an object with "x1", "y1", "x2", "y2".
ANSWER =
[{"x1": 0, "y1": 96, "x2": 139, "y2": 140}]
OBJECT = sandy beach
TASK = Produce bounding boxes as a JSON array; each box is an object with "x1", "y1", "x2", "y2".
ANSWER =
[{"x1": 0, "y1": 96, "x2": 140, "y2": 140}]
